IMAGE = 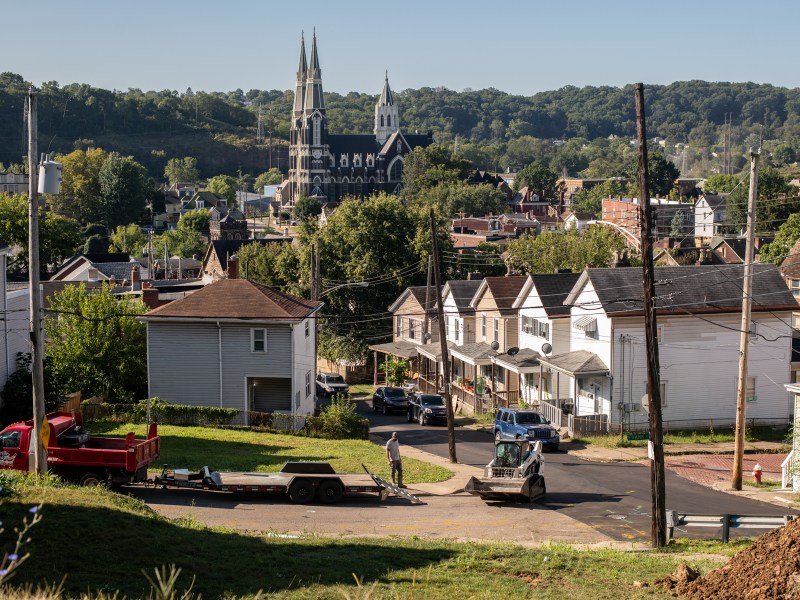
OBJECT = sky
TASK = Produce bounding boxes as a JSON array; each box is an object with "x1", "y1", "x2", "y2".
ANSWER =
[{"x1": 5, "y1": 0, "x2": 800, "y2": 97}]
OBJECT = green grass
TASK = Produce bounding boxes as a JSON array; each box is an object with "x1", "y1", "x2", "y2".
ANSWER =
[
  {"x1": 347, "y1": 383, "x2": 375, "y2": 396},
  {"x1": 87, "y1": 422, "x2": 453, "y2": 484},
  {"x1": 0, "y1": 474, "x2": 726, "y2": 599},
  {"x1": 572, "y1": 426, "x2": 789, "y2": 449},
  {"x1": 743, "y1": 479, "x2": 783, "y2": 490}
]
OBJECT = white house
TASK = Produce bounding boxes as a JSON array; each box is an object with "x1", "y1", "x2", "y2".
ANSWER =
[
  {"x1": 1, "y1": 244, "x2": 30, "y2": 395},
  {"x1": 694, "y1": 192, "x2": 728, "y2": 240},
  {"x1": 541, "y1": 264, "x2": 796, "y2": 432}
]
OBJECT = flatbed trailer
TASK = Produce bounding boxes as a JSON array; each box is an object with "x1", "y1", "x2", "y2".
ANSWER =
[{"x1": 154, "y1": 462, "x2": 423, "y2": 505}]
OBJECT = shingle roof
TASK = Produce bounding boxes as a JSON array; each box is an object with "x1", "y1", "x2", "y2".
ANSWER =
[
  {"x1": 571, "y1": 264, "x2": 796, "y2": 315},
  {"x1": 539, "y1": 350, "x2": 608, "y2": 374},
  {"x1": 780, "y1": 239, "x2": 800, "y2": 279},
  {"x1": 492, "y1": 347, "x2": 541, "y2": 371},
  {"x1": 143, "y1": 278, "x2": 322, "y2": 320},
  {"x1": 449, "y1": 342, "x2": 494, "y2": 363},
  {"x1": 479, "y1": 276, "x2": 527, "y2": 313},
  {"x1": 95, "y1": 262, "x2": 143, "y2": 281},
  {"x1": 528, "y1": 273, "x2": 581, "y2": 317},
  {"x1": 444, "y1": 280, "x2": 482, "y2": 314},
  {"x1": 205, "y1": 238, "x2": 292, "y2": 270}
]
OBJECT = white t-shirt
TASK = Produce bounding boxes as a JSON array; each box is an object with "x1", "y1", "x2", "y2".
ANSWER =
[{"x1": 386, "y1": 438, "x2": 401, "y2": 461}]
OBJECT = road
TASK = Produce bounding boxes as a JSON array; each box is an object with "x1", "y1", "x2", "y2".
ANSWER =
[{"x1": 361, "y1": 398, "x2": 795, "y2": 543}]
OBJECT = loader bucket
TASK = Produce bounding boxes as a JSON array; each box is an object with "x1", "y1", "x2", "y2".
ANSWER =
[{"x1": 466, "y1": 475, "x2": 545, "y2": 502}]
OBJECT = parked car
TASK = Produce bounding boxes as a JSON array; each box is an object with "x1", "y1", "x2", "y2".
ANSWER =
[
  {"x1": 372, "y1": 387, "x2": 409, "y2": 415},
  {"x1": 407, "y1": 393, "x2": 447, "y2": 426},
  {"x1": 494, "y1": 408, "x2": 560, "y2": 451},
  {"x1": 315, "y1": 373, "x2": 349, "y2": 398}
]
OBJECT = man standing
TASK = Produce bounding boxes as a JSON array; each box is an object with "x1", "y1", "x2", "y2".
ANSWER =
[{"x1": 385, "y1": 431, "x2": 406, "y2": 488}]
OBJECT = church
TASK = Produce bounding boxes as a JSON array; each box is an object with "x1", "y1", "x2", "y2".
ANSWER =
[{"x1": 278, "y1": 32, "x2": 433, "y2": 207}]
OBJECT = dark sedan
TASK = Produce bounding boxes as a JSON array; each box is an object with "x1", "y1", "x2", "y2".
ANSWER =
[
  {"x1": 372, "y1": 387, "x2": 409, "y2": 415},
  {"x1": 407, "y1": 393, "x2": 448, "y2": 426}
]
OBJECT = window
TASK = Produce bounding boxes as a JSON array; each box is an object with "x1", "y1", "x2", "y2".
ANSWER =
[
  {"x1": 791, "y1": 279, "x2": 800, "y2": 299},
  {"x1": 455, "y1": 320, "x2": 460, "y2": 342},
  {"x1": 251, "y1": 329, "x2": 267, "y2": 352},
  {"x1": 387, "y1": 115, "x2": 391, "y2": 127},
  {"x1": 396, "y1": 317, "x2": 403, "y2": 337},
  {"x1": 312, "y1": 117, "x2": 321, "y2": 146},
  {"x1": 305, "y1": 371, "x2": 312, "y2": 397},
  {"x1": 340, "y1": 154, "x2": 348, "y2": 167},
  {"x1": 409, "y1": 319, "x2": 416, "y2": 340},
  {"x1": 389, "y1": 158, "x2": 403, "y2": 181},
  {"x1": 493, "y1": 318, "x2": 499, "y2": 343},
  {"x1": 481, "y1": 313, "x2": 487, "y2": 339},
  {"x1": 734, "y1": 376, "x2": 757, "y2": 403},
  {"x1": 305, "y1": 320, "x2": 310, "y2": 338},
  {"x1": 380, "y1": 115, "x2": 384, "y2": 127},
  {"x1": 539, "y1": 321, "x2": 550, "y2": 340},
  {"x1": 750, "y1": 322, "x2": 758, "y2": 342},
  {"x1": 397, "y1": 141, "x2": 402, "y2": 154}
]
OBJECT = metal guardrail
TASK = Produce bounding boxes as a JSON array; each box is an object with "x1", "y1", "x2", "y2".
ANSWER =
[
  {"x1": 782, "y1": 450, "x2": 795, "y2": 490},
  {"x1": 667, "y1": 510, "x2": 795, "y2": 543}
]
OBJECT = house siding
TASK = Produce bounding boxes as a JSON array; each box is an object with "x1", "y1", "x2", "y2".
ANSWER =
[{"x1": 474, "y1": 288, "x2": 517, "y2": 352}]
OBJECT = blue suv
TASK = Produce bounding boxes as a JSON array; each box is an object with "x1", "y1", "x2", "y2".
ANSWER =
[{"x1": 494, "y1": 408, "x2": 560, "y2": 451}]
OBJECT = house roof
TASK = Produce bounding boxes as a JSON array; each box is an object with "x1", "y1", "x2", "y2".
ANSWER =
[
  {"x1": 539, "y1": 350, "x2": 608, "y2": 375},
  {"x1": 368, "y1": 340, "x2": 419, "y2": 359},
  {"x1": 472, "y1": 276, "x2": 527, "y2": 314},
  {"x1": 780, "y1": 239, "x2": 800, "y2": 279},
  {"x1": 449, "y1": 341, "x2": 494, "y2": 364},
  {"x1": 522, "y1": 273, "x2": 581, "y2": 316},
  {"x1": 492, "y1": 347, "x2": 541, "y2": 372},
  {"x1": 142, "y1": 278, "x2": 322, "y2": 321},
  {"x1": 442, "y1": 279, "x2": 483, "y2": 314},
  {"x1": 203, "y1": 238, "x2": 292, "y2": 271},
  {"x1": 698, "y1": 192, "x2": 729, "y2": 209},
  {"x1": 388, "y1": 286, "x2": 434, "y2": 313},
  {"x1": 565, "y1": 264, "x2": 797, "y2": 316},
  {"x1": 95, "y1": 261, "x2": 144, "y2": 281}
]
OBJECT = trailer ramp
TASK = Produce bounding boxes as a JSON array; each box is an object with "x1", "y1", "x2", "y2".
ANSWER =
[{"x1": 362, "y1": 465, "x2": 424, "y2": 505}]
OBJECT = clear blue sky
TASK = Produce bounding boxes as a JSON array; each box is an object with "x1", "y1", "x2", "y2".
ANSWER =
[{"x1": 7, "y1": 0, "x2": 799, "y2": 96}]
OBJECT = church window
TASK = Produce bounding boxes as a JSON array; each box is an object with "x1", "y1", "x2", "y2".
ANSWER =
[
  {"x1": 356, "y1": 177, "x2": 363, "y2": 196},
  {"x1": 312, "y1": 117, "x2": 321, "y2": 146},
  {"x1": 366, "y1": 154, "x2": 374, "y2": 167},
  {"x1": 387, "y1": 115, "x2": 391, "y2": 127},
  {"x1": 380, "y1": 115, "x2": 384, "y2": 127},
  {"x1": 397, "y1": 141, "x2": 402, "y2": 154},
  {"x1": 353, "y1": 154, "x2": 362, "y2": 167},
  {"x1": 340, "y1": 154, "x2": 348, "y2": 167},
  {"x1": 389, "y1": 158, "x2": 403, "y2": 181}
]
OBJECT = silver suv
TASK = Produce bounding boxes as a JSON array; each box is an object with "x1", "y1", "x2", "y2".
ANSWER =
[{"x1": 315, "y1": 373, "x2": 349, "y2": 398}]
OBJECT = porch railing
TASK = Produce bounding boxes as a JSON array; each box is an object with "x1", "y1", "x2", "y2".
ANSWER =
[
  {"x1": 539, "y1": 400, "x2": 567, "y2": 428},
  {"x1": 417, "y1": 376, "x2": 438, "y2": 394},
  {"x1": 492, "y1": 390, "x2": 520, "y2": 408},
  {"x1": 782, "y1": 451, "x2": 795, "y2": 490},
  {"x1": 568, "y1": 413, "x2": 609, "y2": 437}
]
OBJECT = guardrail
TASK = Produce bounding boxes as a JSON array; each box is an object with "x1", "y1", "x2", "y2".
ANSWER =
[
  {"x1": 667, "y1": 510, "x2": 795, "y2": 543},
  {"x1": 782, "y1": 450, "x2": 795, "y2": 490}
]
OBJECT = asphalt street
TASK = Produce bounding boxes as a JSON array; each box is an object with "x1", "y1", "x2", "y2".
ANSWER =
[{"x1": 361, "y1": 398, "x2": 796, "y2": 542}]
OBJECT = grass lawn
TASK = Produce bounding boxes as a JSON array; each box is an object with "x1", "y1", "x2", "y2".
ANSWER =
[
  {"x1": 0, "y1": 475, "x2": 727, "y2": 599},
  {"x1": 87, "y1": 422, "x2": 452, "y2": 484},
  {"x1": 572, "y1": 426, "x2": 789, "y2": 449}
]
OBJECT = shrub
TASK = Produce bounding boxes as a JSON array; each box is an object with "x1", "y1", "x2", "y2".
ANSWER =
[
  {"x1": 80, "y1": 398, "x2": 240, "y2": 427},
  {"x1": 305, "y1": 395, "x2": 370, "y2": 440}
]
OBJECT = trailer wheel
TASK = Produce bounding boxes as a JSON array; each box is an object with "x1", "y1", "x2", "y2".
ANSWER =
[
  {"x1": 317, "y1": 480, "x2": 344, "y2": 504},
  {"x1": 288, "y1": 479, "x2": 315, "y2": 504},
  {"x1": 79, "y1": 472, "x2": 104, "y2": 487}
]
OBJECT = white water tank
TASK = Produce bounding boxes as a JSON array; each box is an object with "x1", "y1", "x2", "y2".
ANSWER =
[{"x1": 38, "y1": 154, "x2": 62, "y2": 195}]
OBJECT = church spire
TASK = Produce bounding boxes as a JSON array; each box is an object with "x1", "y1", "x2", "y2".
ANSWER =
[
  {"x1": 377, "y1": 70, "x2": 394, "y2": 106},
  {"x1": 292, "y1": 33, "x2": 307, "y2": 118},
  {"x1": 303, "y1": 29, "x2": 325, "y2": 113}
]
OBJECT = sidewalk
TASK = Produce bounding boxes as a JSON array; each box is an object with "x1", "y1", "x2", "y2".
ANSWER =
[{"x1": 566, "y1": 440, "x2": 789, "y2": 463}]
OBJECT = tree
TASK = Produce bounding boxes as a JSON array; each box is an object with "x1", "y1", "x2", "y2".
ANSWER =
[
  {"x1": 513, "y1": 161, "x2": 563, "y2": 200},
  {"x1": 506, "y1": 227, "x2": 627, "y2": 274},
  {"x1": 53, "y1": 148, "x2": 107, "y2": 222},
  {"x1": 413, "y1": 183, "x2": 506, "y2": 218},
  {"x1": 703, "y1": 174, "x2": 739, "y2": 193},
  {"x1": 292, "y1": 195, "x2": 323, "y2": 223},
  {"x1": 670, "y1": 209, "x2": 691, "y2": 238},
  {"x1": 109, "y1": 223, "x2": 147, "y2": 254},
  {"x1": 164, "y1": 156, "x2": 199, "y2": 185},
  {"x1": 178, "y1": 208, "x2": 211, "y2": 234},
  {"x1": 626, "y1": 151, "x2": 680, "y2": 197},
  {"x1": 254, "y1": 168, "x2": 283, "y2": 192},
  {"x1": 726, "y1": 167, "x2": 798, "y2": 234},
  {"x1": 205, "y1": 174, "x2": 238, "y2": 206},
  {"x1": 83, "y1": 234, "x2": 108, "y2": 254},
  {"x1": 0, "y1": 193, "x2": 82, "y2": 271},
  {"x1": 236, "y1": 240, "x2": 300, "y2": 290},
  {"x1": 98, "y1": 152, "x2": 148, "y2": 229},
  {"x1": 44, "y1": 283, "x2": 148, "y2": 402},
  {"x1": 569, "y1": 179, "x2": 627, "y2": 217},
  {"x1": 401, "y1": 144, "x2": 473, "y2": 199},
  {"x1": 154, "y1": 227, "x2": 205, "y2": 258},
  {"x1": 759, "y1": 213, "x2": 800, "y2": 264}
]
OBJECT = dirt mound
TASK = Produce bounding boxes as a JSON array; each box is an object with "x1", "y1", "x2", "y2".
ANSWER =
[
  {"x1": 663, "y1": 517, "x2": 800, "y2": 599},
  {"x1": 655, "y1": 563, "x2": 700, "y2": 592}
]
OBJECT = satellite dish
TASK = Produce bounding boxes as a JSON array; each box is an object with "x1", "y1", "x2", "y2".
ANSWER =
[
  {"x1": 507, "y1": 347, "x2": 519, "y2": 357},
  {"x1": 541, "y1": 343, "x2": 552, "y2": 355},
  {"x1": 490, "y1": 340, "x2": 500, "y2": 351}
]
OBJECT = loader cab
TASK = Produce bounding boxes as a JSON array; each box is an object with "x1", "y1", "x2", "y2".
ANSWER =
[{"x1": 494, "y1": 440, "x2": 535, "y2": 468}]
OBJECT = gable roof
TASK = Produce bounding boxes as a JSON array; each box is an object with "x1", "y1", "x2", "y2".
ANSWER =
[
  {"x1": 442, "y1": 279, "x2": 483, "y2": 314},
  {"x1": 539, "y1": 350, "x2": 609, "y2": 375},
  {"x1": 471, "y1": 276, "x2": 527, "y2": 314},
  {"x1": 388, "y1": 286, "x2": 434, "y2": 313},
  {"x1": 697, "y1": 192, "x2": 729, "y2": 209},
  {"x1": 565, "y1": 264, "x2": 797, "y2": 316},
  {"x1": 780, "y1": 239, "x2": 800, "y2": 279},
  {"x1": 142, "y1": 278, "x2": 322, "y2": 321},
  {"x1": 515, "y1": 273, "x2": 581, "y2": 316},
  {"x1": 203, "y1": 238, "x2": 292, "y2": 271}
]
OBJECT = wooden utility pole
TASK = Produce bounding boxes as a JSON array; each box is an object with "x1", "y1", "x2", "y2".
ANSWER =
[
  {"x1": 429, "y1": 209, "x2": 457, "y2": 463},
  {"x1": 27, "y1": 89, "x2": 47, "y2": 476},
  {"x1": 635, "y1": 83, "x2": 667, "y2": 548},
  {"x1": 732, "y1": 148, "x2": 760, "y2": 490}
]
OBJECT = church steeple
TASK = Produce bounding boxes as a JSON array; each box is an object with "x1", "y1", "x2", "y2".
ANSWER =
[
  {"x1": 374, "y1": 70, "x2": 400, "y2": 144},
  {"x1": 303, "y1": 30, "x2": 325, "y2": 113},
  {"x1": 292, "y1": 33, "x2": 307, "y2": 119}
]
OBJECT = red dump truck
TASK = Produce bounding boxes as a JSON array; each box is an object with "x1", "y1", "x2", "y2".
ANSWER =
[{"x1": 0, "y1": 412, "x2": 160, "y2": 487}]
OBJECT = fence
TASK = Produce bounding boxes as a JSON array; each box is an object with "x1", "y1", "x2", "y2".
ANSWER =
[
  {"x1": 667, "y1": 511, "x2": 795, "y2": 543},
  {"x1": 782, "y1": 451, "x2": 796, "y2": 490},
  {"x1": 622, "y1": 416, "x2": 789, "y2": 435},
  {"x1": 568, "y1": 413, "x2": 609, "y2": 436}
]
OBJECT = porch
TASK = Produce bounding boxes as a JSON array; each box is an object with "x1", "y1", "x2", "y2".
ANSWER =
[{"x1": 368, "y1": 340, "x2": 420, "y2": 387}]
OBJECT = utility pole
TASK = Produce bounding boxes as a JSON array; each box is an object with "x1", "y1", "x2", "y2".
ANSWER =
[
  {"x1": 429, "y1": 209, "x2": 457, "y2": 463},
  {"x1": 635, "y1": 83, "x2": 667, "y2": 548},
  {"x1": 27, "y1": 89, "x2": 47, "y2": 476},
  {"x1": 423, "y1": 255, "x2": 432, "y2": 342},
  {"x1": 732, "y1": 148, "x2": 760, "y2": 490}
]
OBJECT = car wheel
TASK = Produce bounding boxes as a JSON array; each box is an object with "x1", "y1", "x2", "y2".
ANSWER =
[
  {"x1": 382, "y1": 403, "x2": 388, "y2": 416},
  {"x1": 316, "y1": 480, "x2": 344, "y2": 504},
  {"x1": 288, "y1": 479, "x2": 315, "y2": 504},
  {"x1": 419, "y1": 412, "x2": 426, "y2": 426},
  {"x1": 495, "y1": 430, "x2": 501, "y2": 442}
]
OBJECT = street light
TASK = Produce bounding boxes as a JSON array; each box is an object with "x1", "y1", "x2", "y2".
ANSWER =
[{"x1": 319, "y1": 281, "x2": 369, "y2": 298}]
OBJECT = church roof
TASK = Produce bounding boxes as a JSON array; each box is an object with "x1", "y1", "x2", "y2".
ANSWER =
[
  {"x1": 378, "y1": 71, "x2": 394, "y2": 106},
  {"x1": 328, "y1": 134, "x2": 380, "y2": 156},
  {"x1": 297, "y1": 32, "x2": 307, "y2": 78}
]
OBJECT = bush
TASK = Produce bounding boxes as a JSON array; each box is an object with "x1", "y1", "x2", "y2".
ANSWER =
[
  {"x1": 80, "y1": 398, "x2": 239, "y2": 427},
  {"x1": 304, "y1": 395, "x2": 370, "y2": 440}
]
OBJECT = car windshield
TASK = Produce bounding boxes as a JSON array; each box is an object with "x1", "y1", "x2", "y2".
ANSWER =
[
  {"x1": 327, "y1": 375, "x2": 345, "y2": 384},
  {"x1": 516, "y1": 412, "x2": 544, "y2": 425},
  {"x1": 384, "y1": 388, "x2": 406, "y2": 398},
  {"x1": 420, "y1": 395, "x2": 444, "y2": 406}
]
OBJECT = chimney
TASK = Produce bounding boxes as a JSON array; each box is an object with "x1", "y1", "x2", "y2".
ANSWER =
[
  {"x1": 467, "y1": 272, "x2": 483, "y2": 281},
  {"x1": 227, "y1": 254, "x2": 239, "y2": 280},
  {"x1": 130, "y1": 265, "x2": 141, "y2": 291},
  {"x1": 142, "y1": 288, "x2": 160, "y2": 309}
]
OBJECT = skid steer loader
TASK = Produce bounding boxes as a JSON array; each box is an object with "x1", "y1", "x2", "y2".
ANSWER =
[{"x1": 465, "y1": 439, "x2": 546, "y2": 502}]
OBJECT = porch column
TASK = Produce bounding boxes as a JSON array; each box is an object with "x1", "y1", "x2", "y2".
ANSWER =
[
  {"x1": 491, "y1": 362, "x2": 496, "y2": 408},
  {"x1": 538, "y1": 364, "x2": 543, "y2": 404},
  {"x1": 373, "y1": 351, "x2": 378, "y2": 387}
]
